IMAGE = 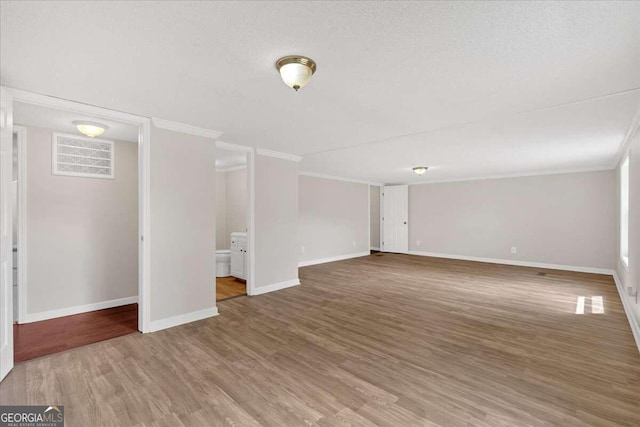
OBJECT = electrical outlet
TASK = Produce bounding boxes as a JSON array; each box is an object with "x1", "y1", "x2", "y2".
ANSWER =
[
  {"x1": 301, "y1": 245, "x2": 305, "y2": 253},
  {"x1": 416, "y1": 240, "x2": 421, "y2": 246},
  {"x1": 511, "y1": 246, "x2": 517, "y2": 254}
]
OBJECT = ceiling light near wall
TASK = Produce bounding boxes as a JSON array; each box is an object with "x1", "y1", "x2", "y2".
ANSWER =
[
  {"x1": 73, "y1": 121, "x2": 107, "y2": 138},
  {"x1": 412, "y1": 166, "x2": 428, "y2": 175},
  {"x1": 276, "y1": 55, "x2": 317, "y2": 91}
]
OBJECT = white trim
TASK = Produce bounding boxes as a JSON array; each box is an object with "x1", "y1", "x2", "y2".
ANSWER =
[
  {"x1": 408, "y1": 251, "x2": 615, "y2": 275},
  {"x1": 298, "y1": 252, "x2": 370, "y2": 267},
  {"x1": 252, "y1": 279, "x2": 300, "y2": 295},
  {"x1": 151, "y1": 118, "x2": 222, "y2": 140},
  {"x1": 299, "y1": 171, "x2": 383, "y2": 187},
  {"x1": 370, "y1": 247, "x2": 380, "y2": 251},
  {"x1": 148, "y1": 306, "x2": 219, "y2": 333},
  {"x1": 256, "y1": 148, "x2": 302, "y2": 162},
  {"x1": 368, "y1": 184, "x2": 371, "y2": 252},
  {"x1": 402, "y1": 166, "x2": 614, "y2": 187},
  {"x1": 613, "y1": 272, "x2": 640, "y2": 353},
  {"x1": 5, "y1": 86, "x2": 152, "y2": 333},
  {"x1": 217, "y1": 165, "x2": 247, "y2": 173},
  {"x1": 14, "y1": 126, "x2": 27, "y2": 324},
  {"x1": 21, "y1": 296, "x2": 138, "y2": 324},
  {"x1": 216, "y1": 140, "x2": 252, "y2": 152}
]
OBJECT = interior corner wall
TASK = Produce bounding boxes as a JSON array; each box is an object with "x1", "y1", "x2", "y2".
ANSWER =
[
  {"x1": 25, "y1": 126, "x2": 138, "y2": 317},
  {"x1": 616, "y1": 130, "x2": 640, "y2": 332},
  {"x1": 254, "y1": 155, "x2": 299, "y2": 290},
  {"x1": 370, "y1": 186, "x2": 381, "y2": 249},
  {"x1": 215, "y1": 171, "x2": 227, "y2": 250},
  {"x1": 150, "y1": 125, "x2": 216, "y2": 323},
  {"x1": 298, "y1": 175, "x2": 369, "y2": 263},
  {"x1": 409, "y1": 170, "x2": 616, "y2": 270}
]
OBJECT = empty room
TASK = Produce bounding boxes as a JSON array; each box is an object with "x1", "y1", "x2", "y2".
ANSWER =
[{"x1": 1, "y1": 1, "x2": 639, "y2": 426}]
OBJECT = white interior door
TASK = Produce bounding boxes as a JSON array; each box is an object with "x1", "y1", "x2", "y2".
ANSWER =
[
  {"x1": 382, "y1": 185, "x2": 408, "y2": 254},
  {"x1": 0, "y1": 87, "x2": 14, "y2": 381}
]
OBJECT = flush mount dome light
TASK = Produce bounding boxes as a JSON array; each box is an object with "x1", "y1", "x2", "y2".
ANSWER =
[
  {"x1": 412, "y1": 166, "x2": 428, "y2": 175},
  {"x1": 276, "y1": 55, "x2": 317, "y2": 91},
  {"x1": 73, "y1": 121, "x2": 107, "y2": 138}
]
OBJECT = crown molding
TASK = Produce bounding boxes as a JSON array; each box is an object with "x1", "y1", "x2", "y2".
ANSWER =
[
  {"x1": 152, "y1": 118, "x2": 223, "y2": 140},
  {"x1": 256, "y1": 148, "x2": 302, "y2": 162},
  {"x1": 216, "y1": 140, "x2": 253, "y2": 152},
  {"x1": 299, "y1": 171, "x2": 383, "y2": 186},
  {"x1": 396, "y1": 166, "x2": 614, "y2": 186}
]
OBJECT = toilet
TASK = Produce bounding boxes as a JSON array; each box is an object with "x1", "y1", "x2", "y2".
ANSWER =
[{"x1": 216, "y1": 249, "x2": 231, "y2": 277}]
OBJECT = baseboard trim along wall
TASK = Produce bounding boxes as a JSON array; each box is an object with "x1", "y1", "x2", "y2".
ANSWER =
[
  {"x1": 21, "y1": 296, "x2": 138, "y2": 324},
  {"x1": 148, "y1": 306, "x2": 219, "y2": 333},
  {"x1": 370, "y1": 247, "x2": 380, "y2": 251},
  {"x1": 613, "y1": 272, "x2": 640, "y2": 353},
  {"x1": 408, "y1": 251, "x2": 614, "y2": 275},
  {"x1": 299, "y1": 251, "x2": 370, "y2": 268},
  {"x1": 252, "y1": 279, "x2": 301, "y2": 296}
]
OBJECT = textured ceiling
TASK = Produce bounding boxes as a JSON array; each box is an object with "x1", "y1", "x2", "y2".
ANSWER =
[
  {"x1": 2, "y1": 1, "x2": 639, "y2": 183},
  {"x1": 14, "y1": 102, "x2": 139, "y2": 143}
]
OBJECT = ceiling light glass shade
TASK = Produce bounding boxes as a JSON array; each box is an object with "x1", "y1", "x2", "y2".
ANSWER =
[
  {"x1": 73, "y1": 121, "x2": 107, "y2": 138},
  {"x1": 412, "y1": 166, "x2": 428, "y2": 175},
  {"x1": 276, "y1": 56, "x2": 317, "y2": 91}
]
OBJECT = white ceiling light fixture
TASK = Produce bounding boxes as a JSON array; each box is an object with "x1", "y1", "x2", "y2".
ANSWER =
[
  {"x1": 412, "y1": 166, "x2": 428, "y2": 175},
  {"x1": 73, "y1": 120, "x2": 107, "y2": 138},
  {"x1": 276, "y1": 55, "x2": 317, "y2": 91}
]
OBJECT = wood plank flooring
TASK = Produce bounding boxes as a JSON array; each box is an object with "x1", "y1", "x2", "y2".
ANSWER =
[
  {"x1": 13, "y1": 304, "x2": 138, "y2": 363},
  {"x1": 2, "y1": 254, "x2": 639, "y2": 426},
  {"x1": 216, "y1": 276, "x2": 247, "y2": 301}
]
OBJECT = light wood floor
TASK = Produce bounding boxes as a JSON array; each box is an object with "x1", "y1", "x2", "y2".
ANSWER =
[
  {"x1": 216, "y1": 276, "x2": 247, "y2": 301},
  {"x1": 1, "y1": 254, "x2": 639, "y2": 426}
]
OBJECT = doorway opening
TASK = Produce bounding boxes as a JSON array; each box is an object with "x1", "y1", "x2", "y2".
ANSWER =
[
  {"x1": 9, "y1": 96, "x2": 148, "y2": 363},
  {"x1": 215, "y1": 147, "x2": 248, "y2": 301}
]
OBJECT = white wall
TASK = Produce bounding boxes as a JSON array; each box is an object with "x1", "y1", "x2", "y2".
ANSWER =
[
  {"x1": 298, "y1": 175, "x2": 369, "y2": 264},
  {"x1": 225, "y1": 168, "x2": 247, "y2": 246},
  {"x1": 24, "y1": 126, "x2": 138, "y2": 316},
  {"x1": 150, "y1": 126, "x2": 217, "y2": 323},
  {"x1": 409, "y1": 170, "x2": 616, "y2": 270},
  {"x1": 254, "y1": 155, "x2": 299, "y2": 291},
  {"x1": 370, "y1": 185, "x2": 380, "y2": 249},
  {"x1": 616, "y1": 129, "x2": 640, "y2": 338},
  {"x1": 215, "y1": 171, "x2": 226, "y2": 250}
]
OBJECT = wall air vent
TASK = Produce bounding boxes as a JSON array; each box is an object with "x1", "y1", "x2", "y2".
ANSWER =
[{"x1": 52, "y1": 132, "x2": 114, "y2": 179}]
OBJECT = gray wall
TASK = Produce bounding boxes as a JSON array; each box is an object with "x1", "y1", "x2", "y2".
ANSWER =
[
  {"x1": 298, "y1": 175, "x2": 369, "y2": 263},
  {"x1": 215, "y1": 171, "x2": 226, "y2": 250},
  {"x1": 409, "y1": 170, "x2": 616, "y2": 269},
  {"x1": 150, "y1": 126, "x2": 216, "y2": 321},
  {"x1": 370, "y1": 185, "x2": 380, "y2": 249},
  {"x1": 225, "y1": 168, "x2": 247, "y2": 246},
  {"x1": 617, "y1": 130, "x2": 640, "y2": 331},
  {"x1": 25, "y1": 126, "x2": 138, "y2": 314},
  {"x1": 255, "y1": 155, "x2": 298, "y2": 289}
]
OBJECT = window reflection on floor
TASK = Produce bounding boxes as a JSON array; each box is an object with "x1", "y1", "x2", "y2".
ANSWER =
[{"x1": 575, "y1": 296, "x2": 604, "y2": 314}]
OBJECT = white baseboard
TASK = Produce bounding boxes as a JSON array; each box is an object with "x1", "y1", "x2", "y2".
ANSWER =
[
  {"x1": 20, "y1": 296, "x2": 138, "y2": 324},
  {"x1": 370, "y1": 247, "x2": 380, "y2": 251},
  {"x1": 252, "y1": 279, "x2": 300, "y2": 296},
  {"x1": 148, "y1": 306, "x2": 219, "y2": 333},
  {"x1": 613, "y1": 272, "x2": 640, "y2": 353},
  {"x1": 408, "y1": 251, "x2": 615, "y2": 275},
  {"x1": 298, "y1": 251, "x2": 370, "y2": 268}
]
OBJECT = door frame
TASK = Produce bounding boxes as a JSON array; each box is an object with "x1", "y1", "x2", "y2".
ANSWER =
[
  {"x1": 4, "y1": 87, "x2": 152, "y2": 333},
  {"x1": 13, "y1": 126, "x2": 26, "y2": 324},
  {"x1": 215, "y1": 141, "x2": 256, "y2": 296},
  {"x1": 381, "y1": 185, "x2": 409, "y2": 254}
]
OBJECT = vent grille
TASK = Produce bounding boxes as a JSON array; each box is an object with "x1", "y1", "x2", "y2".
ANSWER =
[{"x1": 52, "y1": 133, "x2": 114, "y2": 179}]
